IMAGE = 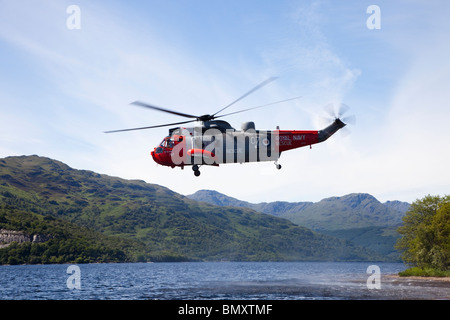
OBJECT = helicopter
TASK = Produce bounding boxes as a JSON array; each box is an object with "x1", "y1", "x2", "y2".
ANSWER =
[{"x1": 105, "y1": 77, "x2": 353, "y2": 176}]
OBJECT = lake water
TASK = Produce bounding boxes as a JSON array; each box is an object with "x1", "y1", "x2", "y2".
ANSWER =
[{"x1": 0, "y1": 262, "x2": 448, "y2": 300}]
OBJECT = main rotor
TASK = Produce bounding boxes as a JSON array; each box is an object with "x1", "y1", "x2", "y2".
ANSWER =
[{"x1": 104, "y1": 77, "x2": 301, "y2": 134}]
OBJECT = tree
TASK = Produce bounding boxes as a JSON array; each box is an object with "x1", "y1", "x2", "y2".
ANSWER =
[
  {"x1": 396, "y1": 195, "x2": 450, "y2": 270},
  {"x1": 430, "y1": 202, "x2": 450, "y2": 269}
]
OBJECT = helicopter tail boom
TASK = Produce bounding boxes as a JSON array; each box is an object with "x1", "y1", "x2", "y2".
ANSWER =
[{"x1": 317, "y1": 118, "x2": 346, "y2": 143}]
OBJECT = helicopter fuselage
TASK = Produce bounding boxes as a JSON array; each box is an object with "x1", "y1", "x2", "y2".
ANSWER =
[
  {"x1": 105, "y1": 78, "x2": 350, "y2": 177},
  {"x1": 150, "y1": 118, "x2": 345, "y2": 176}
]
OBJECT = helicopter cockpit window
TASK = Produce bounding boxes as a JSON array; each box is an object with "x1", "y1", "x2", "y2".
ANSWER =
[{"x1": 160, "y1": 137, "x2": 174, "y2": 149}]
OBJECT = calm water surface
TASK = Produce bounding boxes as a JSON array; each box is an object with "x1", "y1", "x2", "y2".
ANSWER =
[{"x1": 0, "y1": 262, "x2": 448, "y2": 300}]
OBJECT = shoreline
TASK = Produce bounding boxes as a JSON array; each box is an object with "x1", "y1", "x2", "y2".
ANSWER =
[{"x1": 385, "y1": 274, "x2": 450, "y2": 283}]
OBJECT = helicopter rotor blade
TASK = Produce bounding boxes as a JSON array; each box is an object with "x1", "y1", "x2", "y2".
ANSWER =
[
  {"x1": 212, "y1": 76, "x2": 278, "y2": 117},
  {"x1": 341, "y1": 114, "x2": 356, "y2": 126},
  {"x1": 319, "y1": 102, "x2": 356, "y2": 140},
  {"x1": 324, "y1": 103, "x2": 350, "y2": 120},
  {"x1": 336, "y1": 103, "x2": 350, "y2": 118},
  {"x1": 216, "y1": 95, "x2": 302, "y2": 119},
  {"x1": 105, "y1": 77, "x2": 283, "y2": 134},
  {"x1": 104, "y1": 120, "x2": 196, "y2": 133},
  {"x1": 130, "y1": 101, "x2": 199, "y2": 119}
]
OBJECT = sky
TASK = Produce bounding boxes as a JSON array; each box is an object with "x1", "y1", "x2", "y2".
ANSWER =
[{"x1": 1, "y1": 0, "x2": 449, "y2": 204}]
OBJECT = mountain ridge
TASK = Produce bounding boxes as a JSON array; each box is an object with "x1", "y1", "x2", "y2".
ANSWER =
[
  {"x1": 187, "y1": 190, "x2": 409, "y2": 231},
  {"x1": 0, "y1": 155, "x2": 384, "y2": 264},
  {"x1": 187, "y1": 190, "x2": 410, "y2": 260}
]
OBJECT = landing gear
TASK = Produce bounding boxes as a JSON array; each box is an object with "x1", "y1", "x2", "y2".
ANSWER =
[
  {"x1": 275, "y1": 162, "x2": 282, "y2": 170},
  {"x1": 192, "y1": 164, "x2": 201, "y2": 177}
]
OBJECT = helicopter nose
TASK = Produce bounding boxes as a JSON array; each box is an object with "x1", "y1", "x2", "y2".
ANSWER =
[{"x1": 151, "y1": 148, "x2": 163, "y2": 165}]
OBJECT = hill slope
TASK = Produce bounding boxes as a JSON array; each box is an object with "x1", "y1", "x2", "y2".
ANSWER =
[
  {"x1": 0, "y1": 155, "x2": 382, "y2": 263},
  {"x1": 188, "y1": 190, "x2": 407, "y2": 230},
  {"x1": 282, "y1": 193, "x2": 406, "y2": 231},
  {"x1": 188, "y1": 190, "x2": 409, "y2": 260}
]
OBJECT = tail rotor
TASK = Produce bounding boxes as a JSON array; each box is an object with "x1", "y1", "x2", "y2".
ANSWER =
[
  {"x1": 324, "y1": 103, "x2": 355, "y2": 124},
  {"x1": 320, "y1": 102, "x2": 356, "y2": 137}
]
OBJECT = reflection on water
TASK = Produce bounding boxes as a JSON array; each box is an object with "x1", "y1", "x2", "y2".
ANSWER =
[{"x1": 0, "y1": 262, "x2": 448, "y2": 300}]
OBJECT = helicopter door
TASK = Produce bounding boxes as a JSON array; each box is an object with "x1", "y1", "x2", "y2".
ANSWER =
[{"x1": 188, "y1": 135, "x2": 202, "y2": 164}]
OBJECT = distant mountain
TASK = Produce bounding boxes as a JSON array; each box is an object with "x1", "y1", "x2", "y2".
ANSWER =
[
  {"x1": 282, "y1": 193, "x2": 407, "y2": 231},
  {"x1": 188, "y1": 190, "x2": 314, "y2": 217},
  {"x1": 0, "y1": 155, "x2": 383, "y2": 264},
  {"x1": 188, "y1": 190, "x2": 408, "y2": 230},
  {"x1": 383, "y1": 200, "x2": 411, "y2": 214},
  {"x1": 188, "y1": 190, "x2": 410, "y2": 260}
]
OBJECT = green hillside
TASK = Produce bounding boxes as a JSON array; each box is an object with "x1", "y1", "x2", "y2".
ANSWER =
[
  {"x1": 189, "y1": 190, "x2": 406, "y2": 230},
  {"x1": 282, "y1": 193, "x2": 405, "y2": 231},
  {"x1": 0, "y1": 155, "x2": 383, "y2": 264},
  {"x1": 0, "y1": 206, "x2": 153, "y2": 264},
  {"x1": 188, "y1": 190, "x2": 408, "y2": 260}
]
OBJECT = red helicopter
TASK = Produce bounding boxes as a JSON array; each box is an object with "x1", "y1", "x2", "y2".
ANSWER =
[{"x1": 105, "y1": 78, "x2": 353, "y2": 176}]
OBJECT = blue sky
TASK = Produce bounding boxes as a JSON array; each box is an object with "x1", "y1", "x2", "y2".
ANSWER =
[{"x1": 1, "y1": 0, "x2": 449, "y2": 203}]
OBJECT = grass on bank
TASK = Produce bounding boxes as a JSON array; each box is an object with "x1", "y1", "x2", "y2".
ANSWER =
[{"x1": 399, "y1": 267, "x2": 450, "y2": 277}]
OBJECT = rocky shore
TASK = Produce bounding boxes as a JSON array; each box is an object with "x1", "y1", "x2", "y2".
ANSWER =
[{"x1": 0, "y1": 229, "x2": 52, "y2": 248}]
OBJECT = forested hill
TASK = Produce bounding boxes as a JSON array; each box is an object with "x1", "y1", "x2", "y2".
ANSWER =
[{"x1": 0, "y1": 155, "x2": 383, "y2": 264}]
